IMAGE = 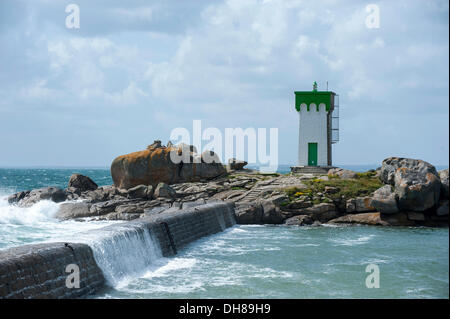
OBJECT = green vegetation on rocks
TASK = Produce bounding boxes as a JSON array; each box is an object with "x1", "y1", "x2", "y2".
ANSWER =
[{"x1": 284, "y1": 174, "x2": 383, "y2": 204}]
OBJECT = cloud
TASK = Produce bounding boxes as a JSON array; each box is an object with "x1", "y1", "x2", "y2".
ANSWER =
[{"x1": 0, "y1": 0, "x2": 448, "y2": 167}]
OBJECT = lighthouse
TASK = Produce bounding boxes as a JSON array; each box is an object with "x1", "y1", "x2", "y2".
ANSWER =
[{"x1": 291, "y1": 82, "x2": 339, "y2": 174}]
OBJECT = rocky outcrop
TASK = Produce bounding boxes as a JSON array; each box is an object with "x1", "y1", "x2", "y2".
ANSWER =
[
  {"x1": 306, "y1": 203, "x2": 339, "y2": 223},
  {"x1": 328, "y1": 211, "x2": 438, "y2": 227},
  {"x1": 380, "y1": 157, "x2": 441, "y2": 212},
  {"x1": 439, "y1": 169, "x2": 449, "y2": 199},
  {"x1": 110, "y1": 141, "x2": 226, "y2": 189},
  {"x1": 285, "y1": 215, "x2": 313, "y2": 226},
  {"x1": 380, "y1": 157, "x2": 438, "y2": 185},
  {"x1": 346, "y1": 197, "x2": 375, "y2": 213},
  {"x1": 154, "y1": 183, "x2": 176, "y2": 199},
  {"x1": 370, "y1": 185, "x2": 399, "y2": 214},
  {"x1": 5, "y1": 152, "x2": 448, "y2": 227},
  {"x1": 68, "y1": 174, "x2": 98, "y2": 192},
  {"x1": 7, "y1": 190, "x2": 30, "y2": 204},
  {"x1": 66, "y1": 185, "x2": 119, "y2": 203},
  {"x1": 281, "y1": 198, "x2": 312, "y2": 211},
  {"x1": 234, "y1": 199, "x2": 284, "y2": 224},
  {"x1": 234, "y1": 202, "x2": 263, "y2": 224},
  {"x1": 55, "y1": 202, "x2": 92, "y2": 220},
  {"x1": 8, "y1": 187, "x2": 66, "y2": 207},
  {"x1": 394, "y1": 167, "x2": 440, "y2": 211},
  {"x1": 126, "y1": 184, "x2": 153, "y2": 199},
  {"x1": 281, "y1": 203, "x2": 339, "y2": 223},
  {"x1": 328, "y1": 212, "x2": 390, "y2": 226},
  {"x1": 261, "y1": 200, "x2": 284, "y2": 224}
]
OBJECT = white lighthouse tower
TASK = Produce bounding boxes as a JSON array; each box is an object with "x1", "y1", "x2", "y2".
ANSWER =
[{"x1": 291, "y1": 82, "x2": 339, "y2": 173}]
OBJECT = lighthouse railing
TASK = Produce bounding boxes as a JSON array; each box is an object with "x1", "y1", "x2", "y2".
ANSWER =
[{"x1": 331, "y1": 94, "x2": 339, "y2": 143}]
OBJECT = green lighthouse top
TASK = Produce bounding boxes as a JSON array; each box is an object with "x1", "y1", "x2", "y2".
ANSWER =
[{"x1": 294, "y1": 82, "x2": 335, "y2": 112}]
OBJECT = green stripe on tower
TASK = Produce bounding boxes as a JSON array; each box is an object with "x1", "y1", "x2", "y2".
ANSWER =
[{"x1": 294, "y1": 91, "x2": 334, "y2": 112}]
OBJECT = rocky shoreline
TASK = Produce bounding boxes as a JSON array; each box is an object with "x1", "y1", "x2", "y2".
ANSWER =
[{"x1": 6, "y1": 142, "x2": 449, "y2": 228}]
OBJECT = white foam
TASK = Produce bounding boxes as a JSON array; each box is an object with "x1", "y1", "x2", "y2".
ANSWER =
[
  {"x1": 75, "y1": 224, "x2": 163, "y2": 288},
  {"x1": 0, "y1": 194, "x2": 120, "y2": 251},
  {"x1": 142, "y1": 257, "x2": 197, "y2": 279},
  {"x1": 329, "y1": 234, "x2": 375, "y2": 246},
  {"x1": 0, "y1": 196, "x2": 60, "y2": 225},
  {"x1": 228, "y1": 228, "x2": 248, "y2": 234}
]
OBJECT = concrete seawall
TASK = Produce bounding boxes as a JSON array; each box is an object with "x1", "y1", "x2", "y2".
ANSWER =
[
  {"x1": 0, "y1": 201, "x2": 236, "y2": 299},
  {"x1": 0, "y1": 243, "x2": 104, "y2": 299},
  {"x1": 144, "y1": 201, "x2": 236, "y2": 256}
]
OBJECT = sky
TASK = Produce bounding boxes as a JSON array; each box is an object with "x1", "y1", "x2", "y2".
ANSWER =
[{"x1": 0, "y1": 0, "x2": 448, "y2": 168}]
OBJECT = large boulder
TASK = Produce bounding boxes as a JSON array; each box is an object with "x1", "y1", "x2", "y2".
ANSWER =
[
  {"x1": 68, "y1": 174, "x2": 98, "y2": 192},
  {"x1": 380, "y1": 157, "x2": 441, "y2": 211},
  {"x1": 380, "y1": 157, "x2": 439, "y2": 185},
  {"x1": 111, "y1": 142, "x2": 226, "y2": 189},
  {"x1": 370, "y1": 185, "x2": 399, "y2": 214},
  {"x1": 394, "y1": 167, "x2": 440, "y2": 211},
  {"x1": 439, "y1": 169, "x2": 449, "y2": 199}
]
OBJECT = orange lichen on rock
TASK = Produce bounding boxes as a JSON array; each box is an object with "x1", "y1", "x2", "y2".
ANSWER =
[{"x1": 111, "y1": 142, "x2": 226, "y2": 189}]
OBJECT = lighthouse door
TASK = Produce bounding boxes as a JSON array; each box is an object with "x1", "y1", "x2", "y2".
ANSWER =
[{"x1": 308, "y1": 143, "x2": 318, "y2": 166}]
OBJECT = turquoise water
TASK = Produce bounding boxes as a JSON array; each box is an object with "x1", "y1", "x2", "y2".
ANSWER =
[
  {"x1": 0, "y1": 168, "x2": 112, "y2": 193},
  {"x1": 0, "y1": 168, "x2": 448, "y2": 299},
  {"x1": 0, "y1": 168, "x2": 115, "y2": 250},
  {"x1": 94, "y1": 225, "x2": 449, "y2": 299}
]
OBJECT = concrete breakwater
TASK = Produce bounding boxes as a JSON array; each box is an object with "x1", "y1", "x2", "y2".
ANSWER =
[{"x1": 0, "y1": 202, "x2": 236, "y2": 299}]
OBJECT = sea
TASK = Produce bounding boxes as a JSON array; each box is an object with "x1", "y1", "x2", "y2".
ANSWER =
[{"x1": 0, "y1": 166, "x2": 448, "y2": 298}]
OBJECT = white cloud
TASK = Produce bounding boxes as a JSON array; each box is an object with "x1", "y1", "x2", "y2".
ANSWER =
[
  {"x1": 0, "y1": 0, "x2": 448, "y2": 166},
  {"x1": 20, "y1": 79, "x2": 57, "y2": 100}
]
